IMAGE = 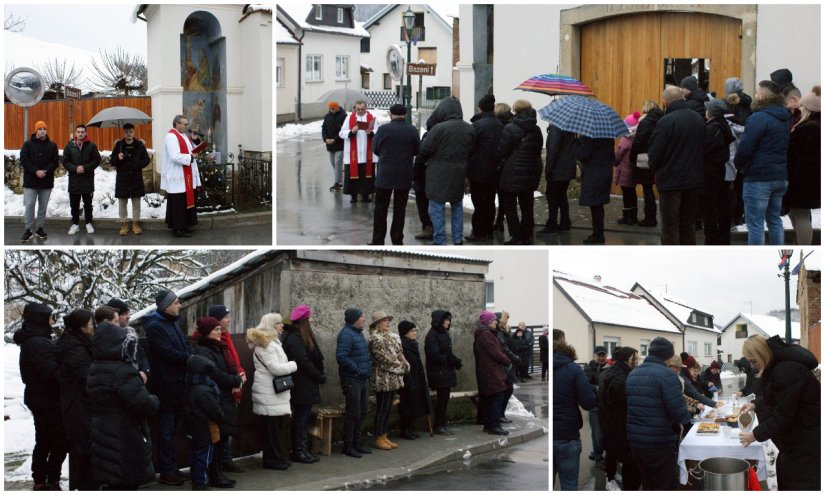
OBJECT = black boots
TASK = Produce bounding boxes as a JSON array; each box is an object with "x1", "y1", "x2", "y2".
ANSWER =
[
  {"x1": 617, "y1": 207, "x2": 638, "y2": 225},
  {"x1": 208, "y1": 462, "x2": 235, "y2": 489},
  {"x1": 291, "y1": 427, "x2": 318, "y2": 464}
]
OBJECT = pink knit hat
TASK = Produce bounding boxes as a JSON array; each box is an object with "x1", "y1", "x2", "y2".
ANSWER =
[
  {"x1": 624, "y1": 111, "x2": 641, "y2": 127},
  {"x1": 289, "y1": 304, "x2": 312, "y2": 322}
]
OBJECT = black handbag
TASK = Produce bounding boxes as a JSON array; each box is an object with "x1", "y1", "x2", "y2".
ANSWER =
[{"x1": 255, "y1": 353, "x2": 293, "y2": 393}]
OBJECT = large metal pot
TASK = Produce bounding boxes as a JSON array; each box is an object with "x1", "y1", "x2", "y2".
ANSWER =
[{"x1": 693, "y1": 457, "x2": 750, "y2": 490}]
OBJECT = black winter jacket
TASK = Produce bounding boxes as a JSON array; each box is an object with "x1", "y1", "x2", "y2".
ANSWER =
[
  {"x1": 497, "y1": 331, "x2": 519, "y2": 384},
  {"x1": 679, "y1": 368, "x2": 716, "y2": 407},
  {"x1": 545, "y1": 125, "x2": 578, "y2": 182},
  {"x1": 399, "y1": 337, "x2": 431, "y2": 418},
  {"x1": 420, "y1": 97, "x2": 475, "y2": 202},
  {"x1": 735, "y1": 359, "x2": 762, "y2": 398},
  {"x1": 647, "y1": 100, "x2": 706, "y2": 191},
  {"x1": 144, "y1": 310, "x2": 193, "y2": 405},
  {"x1": 468, "y1": 111, "x2": 505, "y2": 183},
  {"x1": 14, "y1": 303, "x2": 60, "y2": 411},
  {"x1": 703, "y1": 117, "x2": 735, "y2": 186},
  {"x1": 424, "y1": 310, "x2": 462, "y2": 389},
  {"x1": 280, "y1": 324, "x2": 326, "y2": 406},
  {"x1": 322, "y1": 109, "x2": 346, "y2": 152},
  {"x1": 63, "y1": 137, "x2": 101, "y2": 194},
  {"x1": 193, "y1": 336, "x2": 242, "y2": 436},
  {"x1": 373, "y1": 119, "x2": 420, "y2": 190},
  {"x1": 630, "y1": 109, "x2": 664, "y2": 185},
  {"x1": 20, "y1": 134, "x2": 59, "y2": 189},
  {"x1": 497, "y1": 113, "x2": 543, "y2": 193},
  {"x1": 598, "y1": 362, "x2": 632, "y2": 458},
  {"x1": 785, "y1": 114, "x2": 821, "y2": 209},
  {"x1": 183, "y1": 356, "x2": 224, "y2": 448},
  {"x1": 56, "y1": 329, "x2": 94, "y2": 450},
  {"x1": 577, "y1": 137, "x2": 615, "y2": 206},
  {"x1": 110, "y1": 139, "x2": 151, "y2": 198},
  {"x1": 87, "y1": 322, "x2": 158, "y2": 487},
  {"x1": 584, "y1": 360, "x2": 605, "y2": 396},
  {"x1": 553, "y1": 341, "x2": 597, "y2": 440}
]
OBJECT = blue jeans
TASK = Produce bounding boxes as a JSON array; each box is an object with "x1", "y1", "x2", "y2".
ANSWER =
[
  {"x1": 428, "y1": 199, "x2": 463, "y2": 245},
  {"x1": 553, "y1": 438, "x2": 582, "y2": 490},
  {"x1": 743, "y1": 180, "x2": 787, "y2": 245},
  {"x1": 588, "y1": 407, "x2": 603, "y2": 460}
]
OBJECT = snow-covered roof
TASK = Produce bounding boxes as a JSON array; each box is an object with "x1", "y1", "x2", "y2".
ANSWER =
[
  {"x1": 554, "y1": 271, "x2": 681, "y2": 334},
  {"x1": 360, "y1": 63, "x2": 374, "y2": 72},
  {"x1": 276, "y1": 19, "x2": 300, "y2": 44},
  {"x1": 362, "y1": 4, "x2": 453, "y2": 32},
  {"x1": 4, "y1": 31, "x2": 102, "y2": 93},
  {"x1": 240, "y1": 4, "x2": 272, "y2": 22},
  {"x1": 721, "y1": 313, "x2": 801, "y2": 341},
  {"x1": 277, "y1": 5, "x2": 370, "y2": 38},
  {"x1": 634, "y1": 284, "x2": 720, "y2": 333}
]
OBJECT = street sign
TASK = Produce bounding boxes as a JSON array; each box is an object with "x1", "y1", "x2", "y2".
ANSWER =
[
  {"x1": 65, "y1": 86, "x2": 81, "y2": 99},
  {"x1": 407, "y1": 63, "x2": 436, "y2": 76}
]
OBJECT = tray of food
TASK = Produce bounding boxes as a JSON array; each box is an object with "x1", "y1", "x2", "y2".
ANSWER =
[
  {"x1": 715, "y1": 413, "x2": 739, "y2": 424},
  {"x1": 696, "y1": 422, "x2": 720, "y2": 435}
]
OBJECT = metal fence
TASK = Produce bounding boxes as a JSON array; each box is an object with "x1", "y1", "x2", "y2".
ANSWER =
[
  {"x1": 364, "y1": 91, "x2": 400, "y2": 110},
  {"x1": 236, "y1": 152, "x2": 272, "y2": 210},
  {"x1": 194, "y1": 152, "x2": 271, "y2": 212}
]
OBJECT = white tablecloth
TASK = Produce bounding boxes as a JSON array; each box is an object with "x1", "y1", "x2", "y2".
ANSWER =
[{"x1": 678, "y1": 422, "x2": 767, "y2": 484}]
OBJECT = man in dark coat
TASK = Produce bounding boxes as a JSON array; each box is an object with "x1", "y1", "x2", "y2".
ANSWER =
[
  {"x1": 424, "y1": 309, "x2": 463, "y2": 434},
  {"x1": 19, "y1": 120, "x2": 59, "y2": 242},
  {"x1": 419, "y1": 97, "x2": 475, "y2": 245},
  {"x1": 56, "y1": 309, "x2": 96, "y2": 491},
  {"x1": 553, "y1": 328, "x2": 596, "y2": 491},
  {"x1": 397, "y1": 321, "x2": 430, "y2": 439},
  {"x1": 540, "y1": 124, "x2": 578, "y2": 233},
  {"x1": 411, "y1": 114, "x2": 438, "y2": 241},
  {"x1": 680, "y1": 76, "x2": 710, "y2": 116},
  {"x1": 538, "y1": 328, "x2": 549, "y2": 381},
  {"x1": 725, "y1": 77, "x2": 753, "y2": 125},
  {"x1": 87, "y1": 321, "x2": 159, "y2": 490},
  {"x1": 111, "y1": 123, "x2": 151, "y2": 236},
  {"x1": 321, "y1": 101, "x2": 346, "y2": 191},
  {"x1": 734, "y1": 80, "x2": 791, "y2": 245},
  {"x1": 473, "y1": 311, "x2": 512, "y2": 435},
  {"x1": 625, "y1": 336, "x2": 690, "y2": 490},
  {"x1": 769, "y1": 68, "x2": 796, "y2": 94},
  {"x1": 734, "y1": 357, "x2": 761, "y2": 398},
  {"x1": 701, "y1": 99, "x2": 736, "y2": 245},
  {"x1": 370, "y1": 104, "x2": 420, "y2": 245},
  {"x1": 466, "y1": 94, "x2": 504, "y2": 242},
  {"x1": 598, "y1": 346, "x2": 641, "y2": 491},
  {"x1": 335, "y1": 308, "x2": 372, "y2": 457},
  {"x1": 143, "y1": 289, "x2": 193, "y2": 486},
  {"x1": 584, "y1": 346, "x2": 607, "y2": 463},
  {"x1": 14, "y1": 302, "x2": 67, "y2": 490},
  {"x1": 63, "y1": 124, "x2": 101, "y2": 235},
  {"x1": 648, "y1": 85, "x2": 706, "y2": 244},
  {"x1": 629, "y1": 105, "x2": 664, "y2": 227}
]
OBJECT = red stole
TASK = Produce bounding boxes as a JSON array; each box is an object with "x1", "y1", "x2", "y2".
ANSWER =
[
  {"x1": 169, "y1": 129, "x2": 196, "y2": 208},
  {"x1": 348, "y1": 111, "x2": 374, "y2": 179}
]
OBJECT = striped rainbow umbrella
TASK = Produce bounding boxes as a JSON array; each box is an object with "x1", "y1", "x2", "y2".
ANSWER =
[{"x1": 515, "y1": 73, "x2": 595, "y2": 97}]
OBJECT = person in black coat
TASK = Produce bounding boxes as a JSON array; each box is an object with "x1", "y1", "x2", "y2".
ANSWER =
[
  {"x1": 14, "y1": 302, "x2": 67, "y2": 490},
  {"x1": 322, "y1": 102, "x2": 347, "y2": 191},
  {"x1": 410, "y1": 114, "x2": 438, "y2": 241},
  {"x1": 538, "y1": 328, "x2": 549, "y2": 381},
  {"x1": 701, "y1": 99, "x2": 736, "y2": 245},
  {"x1": 56, "y1": 309, "x2": 95, "y2": 490},
  {"x1": 510, "y1": 327, "x2": 532, "y2": 382},
  {"x1": 110, "y1": 123, "x2": 151, "y2": 236},
  {"x1": 680, "y1": 76, "x2": 710, "y2": 117},
  {"x1": 700, "y1": 360, "x2": 722, "y2": 399},
  {"x1": 280, "y1": 306, "x2": 326, "y2": 464},
  {"x1": 106, "y1": 297, "x2": 151, "y2": 382},
  {"x1": 191, "y1": 317, "x2": 242, "y2": 488},
  {"x1": 629, "y1": 100, "x2": 663, "y2": 227},
  {"x1": 734, "y1": 357, "x2": 761, "y2": 398},
  {"x1": 577, "y1": 136, "x2": 615, "y2": 244},
  {"x1": 466, "y1": 94, "x2": 505, "y2": 242},
  {"x1": 62, "y1": 125, "x2": 102, "y2": 233},
  {"x1": 598, "y1": 347, "x2": 642, "y2": 491},
  {"x1": 539, "y1": 124, "x2": 578, "y2": 234},
  {"x1": 87, "y1": 321, "x2": 159, "y2": 490},
  {"x1": 19, "y1": 121, "x2": 59, "y2": 242},
  {"x1": 648, "y1": 86, "x2": 706, "y2": 245},
  {"x1": 724, "y1": 77, "x2": 753, "y2": 126},
  {"x1": 371, "y1": 104, "x2": 421, "y2": 245},
  {"x1": 496, "y1": 100, "x2": 543, "y2": 245},
  {"x1": 182, "y1": 354, "x2": 224, "y2": 490},
  {"x1": 495, "y1": 313, "x2": 519, "y2": 422},
  {"x1": 424, "y1": 310, "x2": 462, "y2": 434},
  {"x1": 786, "y1": 88, "x2": 820, "y2": 246},
  {"x1": 397, "y1": 321, "x2": 431, "y2": 439},
  {"x1": 739, "y1": 335, "x2": 820, "y2": 490}
]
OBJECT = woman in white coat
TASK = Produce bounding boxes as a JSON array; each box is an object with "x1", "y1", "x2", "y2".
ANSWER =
[{"x1": 246, "y1": 313, "x2": 297, "y2": 470}]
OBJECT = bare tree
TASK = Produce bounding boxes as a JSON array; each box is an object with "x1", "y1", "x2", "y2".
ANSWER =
[
  {"x1": 37, "y1": 58, "x2": 84, "y2": 97},
  {"x1": 4, "y1": 13, "x2": 26, "y2": 32},
  {"x1": 89, "y1": 47, "x2": 147, "y2": 95}
]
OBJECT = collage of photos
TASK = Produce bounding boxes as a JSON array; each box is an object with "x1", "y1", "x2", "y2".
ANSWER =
[{"x1": 2, "y1": 1, "x2": 820, "y2": 494}]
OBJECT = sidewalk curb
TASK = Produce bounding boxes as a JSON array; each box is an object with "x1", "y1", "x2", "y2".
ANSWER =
[{"x1": 4, "y1": 211, "x2": 272, "y2": 230}]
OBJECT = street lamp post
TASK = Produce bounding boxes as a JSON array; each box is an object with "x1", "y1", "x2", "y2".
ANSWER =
[
  {"x1": 778, "y1": 249, "x2": 794, "y2": 344},
  {"x1": 403, "y1": 7, "x2": 415, "y2": 125}
]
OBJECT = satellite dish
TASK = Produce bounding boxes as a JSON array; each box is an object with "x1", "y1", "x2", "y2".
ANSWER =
[
  {"x1": 386, "y1": 45, "x2": 404, "y2": 81},
  {"x1": 5, "y1": 67, "x2": 45, "y2": 107}
]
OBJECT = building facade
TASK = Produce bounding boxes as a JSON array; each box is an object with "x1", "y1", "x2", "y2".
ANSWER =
[{"x1": 718, "y1": 313, "x2": 801, "y2": 363}]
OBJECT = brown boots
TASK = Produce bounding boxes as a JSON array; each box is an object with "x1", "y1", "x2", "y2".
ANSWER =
[
  {"x1": 374, "y1": 434, "x2": 397, "y2": 450},
  {"x1": 119, "y1": 221, "x2": 143, "y2": 236}
]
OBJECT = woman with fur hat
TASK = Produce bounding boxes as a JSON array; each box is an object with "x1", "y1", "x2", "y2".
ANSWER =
[
  {"x1": 246, "y1": 313, "x2": 298, "y2": 470},
  {"x1": 786, "y1": 85, "x2": 821, "y2": 245},
  {"x1": 368, "y1": 310, "x2": 410, "y2": 449}
]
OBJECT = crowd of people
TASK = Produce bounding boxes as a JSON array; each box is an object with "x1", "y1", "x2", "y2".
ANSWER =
[
  {"x1": 18, "y1": 114, "x2": 206, "y2": 242},
  {"x1": 14, "y1": 293, "x2": 546, "y2": 490},
  {"x1": 320, "y1": 68, "x2": 820, "y2": 246},
  {"x1": 553, "y1": 329, "x2": 820, "y2": 491}
]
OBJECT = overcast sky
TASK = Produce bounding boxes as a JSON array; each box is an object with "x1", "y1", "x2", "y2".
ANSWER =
[
  {"x1": 5, "y1": 4, "x2": 147, "y2": 58},
  {"x1": 554, "y1": 248, "x2": 820, "y2": 327}
]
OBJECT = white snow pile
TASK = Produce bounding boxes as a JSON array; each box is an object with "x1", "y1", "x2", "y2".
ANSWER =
[
  {"x1": 275, "y1": 109, "x2": 392, "y2": 140},
  {"x1": 719, "y1": 370, "x2": 738, "y2": 379},
  {"x1": 505, "y1": 395, "x2": 535, "y2": 418},
  {"x1": 731, "y1": 209, "x2": 821, "y2": 232}
]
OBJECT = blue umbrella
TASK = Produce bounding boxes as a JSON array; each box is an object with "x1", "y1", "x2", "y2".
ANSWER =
[{"x1": 538, "y1": 96, "x2": 628, "y2": 139}]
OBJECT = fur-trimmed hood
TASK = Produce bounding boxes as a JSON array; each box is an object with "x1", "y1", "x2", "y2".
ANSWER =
[
  {"x1": 245, "y1": 327, "x2": 276, "y2": 348},
  {"x1": 553, "y1": 340, "x2": 578, "y2": 365}
]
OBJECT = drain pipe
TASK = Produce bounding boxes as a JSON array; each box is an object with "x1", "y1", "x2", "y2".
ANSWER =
[
  {"x1": 589, "y1": 321, "x2": 596, "y2": 364},
  {"x1": 296, "y1": 29, "x2": 305, "y2": 122}
]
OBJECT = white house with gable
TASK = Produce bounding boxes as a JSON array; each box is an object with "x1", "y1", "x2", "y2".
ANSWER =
[
  {"x1": 553, "y1": 271, "x2": 682, "y2": 364},
  {"x1": 718, "y1": 313, "x2": 801, "y2": 364},
  {"x1": 277, "y1": 4, "x2": 369, "y2": 121},
  {"x1": 360, "y1": 4, "x2": 454, "y2": 108},
  {"x1": 632, "y1": 284, "x2": 720, "y2": 365}
]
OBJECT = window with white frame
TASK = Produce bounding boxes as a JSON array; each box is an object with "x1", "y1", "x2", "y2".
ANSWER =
[
  {"x1": 639, "y1": 339, "x2": 650, "y2": 357},
  {"x1": 704, "y1": 342, "x2": 712, "y2": 357},
  {"x1": 337, "y1": 7, "x2": 343, "y2": 23},
  {"x1": 276, "y1": 58, "x2": 284, "y2": 87},
  {"x1": 603, "y1": 337, "x2": 620, "y2": 357},
  {"x1": 485, "y1": 281, "x2": 494, "y2": 307},
  {"x1": 305, "y1": 55, "x2": 322, "y2": 82},
  {"x1": 315, "y1": 5, "x2": 322, "y2": 20},
  {"x1": 687, "y1": 340, "x2": 698, "y2": 357},
  {"x1": 335, "y1": 56, "x2": 349, "y2": 81}
]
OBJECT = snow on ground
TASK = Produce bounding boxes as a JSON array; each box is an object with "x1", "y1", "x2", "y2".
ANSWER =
[
  {"x1": 275, "y1": 109, "x2": 392, "y2": 140},
  {"x1": 505, "y1": 394, "x2": 536, "y2": 419},
  {"x1": 732, "y1": 209, "x2": 821, "y2": 231}
]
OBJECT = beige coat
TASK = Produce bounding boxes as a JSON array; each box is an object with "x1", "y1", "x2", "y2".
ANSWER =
[{"x1": 368, "y1": 330, "x2": 410, "y2": 392}]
